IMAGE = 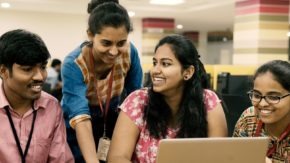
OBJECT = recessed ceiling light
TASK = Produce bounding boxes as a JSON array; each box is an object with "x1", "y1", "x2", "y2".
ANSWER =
[
  {"x1": 176, "y1": 24, "x2": 183, "y2": 29},
  {"x1": 1, "y1": 2, "x2": 11, "y2": 8},
  {"x1": 150, "y1": 0, "x2": 184, "y2": 6},
  {"x1": 128, "y1": 11, "x2": 135, "y2": 17}
]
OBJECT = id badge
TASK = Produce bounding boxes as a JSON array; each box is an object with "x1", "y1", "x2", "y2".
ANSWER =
[{"x1": 97, "y1": 137, "x2": 111, "y2": 161}]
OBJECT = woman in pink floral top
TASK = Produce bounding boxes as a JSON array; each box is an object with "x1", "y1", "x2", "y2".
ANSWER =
[{"x1": 108, "y1": 35, "x2": 228, "y2": 163}]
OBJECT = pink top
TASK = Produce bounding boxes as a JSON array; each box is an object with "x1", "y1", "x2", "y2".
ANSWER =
[
  {"x1": 0, "y1": 82, "x2": 74, "y2": 163},
  {"x1": 120, "y1": 88, "x2": 221, "y2": 163}
]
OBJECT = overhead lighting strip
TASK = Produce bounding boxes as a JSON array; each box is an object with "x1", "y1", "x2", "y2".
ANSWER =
[{"x1": 150, "y1": 0, "x2": 184, "y2": 6}]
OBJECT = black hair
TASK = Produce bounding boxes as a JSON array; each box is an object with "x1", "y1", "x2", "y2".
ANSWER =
[
  {"x1": 88, "y1": 2, "x2": 132, "y2": 35},
  {"x1": 87, "y1": 0, "x2": 119, "y2": 14},
  {"x1": 253, "y1": 60, "x2": 290, "y2": 92},
  {"x1": 51, "y1": 58, "x2": 61, "y2": 68},
  {"x1": 0, "y1": 29, "x2": 50, "y2": 70},
  {"x1": 144, "y1": 35, "x2": 208, "y2": 138}
]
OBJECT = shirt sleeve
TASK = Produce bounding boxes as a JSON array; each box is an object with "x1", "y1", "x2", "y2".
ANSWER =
[
  {"x1": 48, "y1": 102, "x2": 74, "y2": 163},
  {"x1": 61, "y1": 49, "x2": 90, "y2": 127},
  {"x1": 124, "y1": 43, "x2": 143, "y2": 95},
  {"x1": 119, "y1": 89, "x2": 148, "y2": 130},
  {"x1": 203, "y1": 89, "x2": 221, "y2": 111}
]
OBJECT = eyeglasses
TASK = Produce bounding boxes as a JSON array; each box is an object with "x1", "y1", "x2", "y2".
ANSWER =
[{"x1": 248, "y1": 91, "x2": 290, "y2": 104}]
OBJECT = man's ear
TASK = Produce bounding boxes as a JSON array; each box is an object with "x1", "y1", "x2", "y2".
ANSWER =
[
  {"x1": 87, "y1": 29, "x2": 94, "y2": 42},
  {"x1": 183, "y1": 65, "x2": 195, "y2": 80},
  {"x1": 0, "y1": 65, "x2": 8, "y2": 79}
]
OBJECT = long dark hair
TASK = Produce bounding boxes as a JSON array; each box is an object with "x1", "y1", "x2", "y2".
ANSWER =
[{"x1": 144, "y1": 35, "x2": 208, "y2": 138}]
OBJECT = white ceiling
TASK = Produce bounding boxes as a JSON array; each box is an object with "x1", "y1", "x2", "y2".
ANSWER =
[{"x1": 2, "y1": 0, "x2": 236, "y2": 32}]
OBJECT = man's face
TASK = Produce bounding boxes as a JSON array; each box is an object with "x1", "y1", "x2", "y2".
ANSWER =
[
  {"x1": 1, "y1": 62, "x2": 48, "y2": 103},
  {"x1": 54, "y1": 65, "x2": 61, "y2": 73}
]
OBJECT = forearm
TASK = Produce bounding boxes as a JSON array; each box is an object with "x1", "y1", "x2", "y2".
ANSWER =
[
  {"x1": 108, "y1": 156, "x2": 132, "y2": 163},
  {"x1": 265, "y1": 157, "x2": 272, "y2": 163},
  {"x1": 75, "y1": 120, "x2": 100, "y2": 163}
]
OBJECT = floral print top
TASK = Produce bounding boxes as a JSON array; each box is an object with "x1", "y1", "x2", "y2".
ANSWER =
[{"x1": 120, "y1": 88, "x2": 221, "y2": 163}]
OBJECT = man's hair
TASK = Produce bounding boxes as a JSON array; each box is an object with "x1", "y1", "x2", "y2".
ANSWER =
[
  {"x1": 0, "y1": 29, "x2": 50, "y2": 70},
  {"x1": 87, "y1": 0, "x2": 119, "y2": 14},
  {"x1": 51, "y1": 58, "x2": 61, "y2": 67}
]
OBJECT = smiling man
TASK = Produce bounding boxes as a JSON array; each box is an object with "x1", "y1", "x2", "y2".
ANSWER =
[{"x1": 0, "y1": 29, "x2": 74, "y2": 163}]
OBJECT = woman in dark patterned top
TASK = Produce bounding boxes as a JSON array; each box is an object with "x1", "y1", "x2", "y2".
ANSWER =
[{"x1": 233, "y1": 60, "x2": 290, "y2": 163}]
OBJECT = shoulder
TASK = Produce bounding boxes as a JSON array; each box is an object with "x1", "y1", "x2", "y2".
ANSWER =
[
  {"x1": 235, "y1": 106, "x2": 258, "y2": 126},
  {"x1": 121, "y1": 88, "x2": 148, "y2": 108},
  {"x1": 119, "y1": 88, "x2": 148, "y2": 128},
  {"x1": 64, "y1": 45, "x2": 82, "y2": 62},
  {"x1": 233, "y1": 106, "x2": 258, "y2": 137},
  {"x1": 62, "y1": 45, "x2": 86, "y2": 77},
  {"x1": 239, "y1": 106, "x2": 256, "y2": 118},
  {"x1": 120, "y1": 88, "x2": 148, "y2": 113},
  {"x1": 36, "y1": 91, "x2": 61, "y2": 113},
  {"x1": 203, "y1": 89, "x2": 219, "y2": 99},
  {"x1": 203, "y1": 89, "x2": 221, "y2": 111},
  {"x1": 128, "y1": 42, "x2": 141, "y2": 65}
]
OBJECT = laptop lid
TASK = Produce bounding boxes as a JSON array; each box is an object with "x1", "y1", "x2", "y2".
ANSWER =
[{"x1": 156, "y1": 137, "x2": 269, "y2": 163}]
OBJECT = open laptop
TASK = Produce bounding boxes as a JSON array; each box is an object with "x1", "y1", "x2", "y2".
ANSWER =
[{"x1": 156, "y1": 137, "x2": 269, "y2": 163}]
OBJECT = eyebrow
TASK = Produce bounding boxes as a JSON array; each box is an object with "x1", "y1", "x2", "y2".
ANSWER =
[
  {"x1": 101, "y1": 39, "x2": 127, "y2": 43},
  {"x1": 152, "y1": 58, "x2": 173, "y2": 62},
  {"x1": 252, "y1": 90, "x2": 283, "y2": 95}
]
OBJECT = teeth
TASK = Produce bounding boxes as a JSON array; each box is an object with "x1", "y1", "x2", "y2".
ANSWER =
[
  {"x1": 31, "y1": 85, "x2": 42, "y2": 92},
  {"x1": 32, "y1": 85, "x2": 41, "y2": 89},
  {"x1": 153, "y1": 77, "x2": 163, "y2": 81},
  {"x1": 260, "y1": 109, "x2": 272, "y2": 114}
]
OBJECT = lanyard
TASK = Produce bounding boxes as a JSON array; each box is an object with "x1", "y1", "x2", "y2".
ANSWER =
[
  {"x1": 89, "y1": 48, "x2": 114, "y2": 137},
  {"x1": 254, "y1": 120, "x2": 290, "y2": 158},
  {"x1": 4, "y1": 105, "x2": 37, "y2": 163}
]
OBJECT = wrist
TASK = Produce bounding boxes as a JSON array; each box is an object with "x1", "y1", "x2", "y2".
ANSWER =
[{"x1": 86, "y1": 158, "x2": 100, "y2": 163}]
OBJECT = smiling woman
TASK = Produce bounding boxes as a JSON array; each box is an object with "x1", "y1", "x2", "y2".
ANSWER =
[
  {"x1": 233, "y1": 60, "x2": 290, "y2": 162},
  {"x1": 108, "y1": 34, "x2": 228, "y2": 163},
  {"x1": 61, "y1": 1, "x2": 143, "y2": 163}
]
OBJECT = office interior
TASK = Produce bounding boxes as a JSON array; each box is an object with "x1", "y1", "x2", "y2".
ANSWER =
[{"x1": 0, "y1": 0, "x2": 289, "y2": 135}]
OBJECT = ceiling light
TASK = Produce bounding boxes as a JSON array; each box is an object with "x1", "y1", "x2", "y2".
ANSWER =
[
  {"x1": 150, "y1": 0, "x2": 184, "y2": 6},
  {"x1": 176, "y1": 24, "x2": 183, "y2": 29},
  {"x1": 128, "y1": 11, "x2": 135, "y2": 17},
  {"x1": 287, "y1": 32, "x2": 290, "y2": 37},
  {"x1": 1, "y1": 2, "x2": 11, "y2": 8}
]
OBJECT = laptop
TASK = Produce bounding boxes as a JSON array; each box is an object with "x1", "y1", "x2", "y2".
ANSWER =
[{"x1": 156, "y1": 137, "x2": 269, "y2": 163}]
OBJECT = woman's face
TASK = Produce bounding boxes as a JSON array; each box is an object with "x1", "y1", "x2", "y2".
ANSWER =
[
  {"x1": 150, "y1": 44, "x2": 186, "y2": 96},
  {"x1": 90, "y1": 25, "x2": 129, "y2": 65},
  {"x1": 252, "y1": 71, "x2": 290, "y2": 126}
]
